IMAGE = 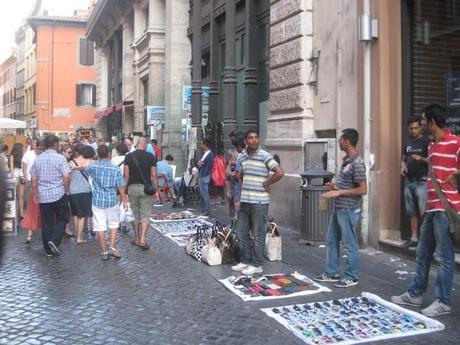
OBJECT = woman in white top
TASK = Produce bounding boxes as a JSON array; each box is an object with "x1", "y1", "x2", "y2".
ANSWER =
[{"x1": 111, "y1": 142, "x2": 129, "y2": 174}]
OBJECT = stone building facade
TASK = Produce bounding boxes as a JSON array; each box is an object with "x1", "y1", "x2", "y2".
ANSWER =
[
  {"x1": 0, "y1": 55, "x2": 17, "y2": 120},
  {"x1": 87, "y1": 0, "x2": 191, "y2": 172}
]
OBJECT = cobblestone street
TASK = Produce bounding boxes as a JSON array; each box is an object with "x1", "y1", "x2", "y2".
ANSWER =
[{"x1": 1, "y1": 206, "x2": 460, "y2": 344}]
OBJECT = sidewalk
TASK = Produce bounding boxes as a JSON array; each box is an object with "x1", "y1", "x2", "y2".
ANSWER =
[{"x1": 0, "y1": 200, "x2": 458, "y2": 344}]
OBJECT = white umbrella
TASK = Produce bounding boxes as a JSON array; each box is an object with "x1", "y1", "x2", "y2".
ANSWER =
[{"x1": 0, "y1": 118, "x2": 27, "y2": 129}]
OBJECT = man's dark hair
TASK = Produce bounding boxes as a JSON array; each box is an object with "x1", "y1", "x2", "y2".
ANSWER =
[
  {"x1": 202, "y1": 138, "x2": 211, "y2": 148},
  {"x1": 1, "y1": 144, "x2": 8, "y2": 153},
  {"x1": 273, "y1": 154, "x2": 281, "y2": 164},
  {"x1": 116, "y1": 143, "x2": 129, "y2": 156},
  {"x1": 151, "y1": 139, "x2": 158, "y2": 145},
  {"x1": 341, "y1": 128, "x2": 359, "y2": 147},
  {"x1": 82, "y1": 145, "x2": 96, "y2": 159},
  {"x1": 165, "y1": 154, "x2": 174, "y2": 161},
  {"x1": 245, "y1": 129, "x2": 259, "y2": 139},
  {"x1": 72, "y1": 143, "x2": 86, "y2": 156},
  {"x1": 232, "y1": 135, "x2": 246, "y2": 149},
  {"x1": 423, "y1": 103, "x2": 447, "y2": 129},
  {"x1": 407, "y1": 116, "x2": 422, "y2": 126},
  {"x1": 97, "y1": 144, "x2": 110, "y2": 159},
  {"x1": 229, "y1": 129, "x2": 243, "y2": 138},
  {"x1": 44, "y1": 135, "x2": 59, "y2": 149}
]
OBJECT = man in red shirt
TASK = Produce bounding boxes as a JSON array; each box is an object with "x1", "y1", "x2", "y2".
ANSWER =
[{"x1": 392, "y1": 103, "x2": 459, "y2": 317}]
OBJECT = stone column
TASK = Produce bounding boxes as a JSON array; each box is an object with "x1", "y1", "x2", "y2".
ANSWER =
[
  {"x1": 243, "y1": 0, "x2": 258, "y2": 129},
  {"x1": 223, "y1": 0, "x2": 237, "y2": 129},
  {"x1": 191, "y1": 0, "x2": 202, "y2": 126},
  {"x1": 208, "y1": 0, "x2": 219, "y2": 122},
  {"x1": 122, "y1": 17, "x2": 135, "y2": 134}
]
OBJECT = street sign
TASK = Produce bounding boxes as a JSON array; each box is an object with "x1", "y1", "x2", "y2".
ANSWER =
[{"x1": 146, "y1": 106, "x2": 165, "y2": 125}]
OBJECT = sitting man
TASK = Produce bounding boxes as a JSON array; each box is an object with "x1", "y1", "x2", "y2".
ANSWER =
[{"x1": 156, "y1": 154, "x2": 175, "y2": 201}]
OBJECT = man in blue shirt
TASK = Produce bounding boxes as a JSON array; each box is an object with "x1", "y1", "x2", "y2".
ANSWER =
[
  {"x1": 84, "y1": 145, "x2": 128, "y2": 260},
  {"x1": 31, "y1": 135, "x2": 70, "y2": 257},
  {"x1": 197, "y1": 139, "x2": 215, "y2": 216},
  {"x1": 157, "y1": 154, "x2": 174, "y2": 200}
]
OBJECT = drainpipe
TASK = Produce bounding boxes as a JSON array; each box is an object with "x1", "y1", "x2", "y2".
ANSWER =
[{"x1": 358, "y1": 0, "x2": 378, "y2": 247}]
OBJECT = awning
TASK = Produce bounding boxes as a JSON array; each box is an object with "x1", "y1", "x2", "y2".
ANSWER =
[
  {"x1": 94, "y1": 101, "x2": 132, "y2": 119},
  {"x1": 0, "y1": 117, "x2": 27, "y2": 129}
]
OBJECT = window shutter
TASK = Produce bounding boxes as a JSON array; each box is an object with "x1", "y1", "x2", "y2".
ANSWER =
[
  {"x1": 91, "y1": 85, "x2": 96, "y2": 106},
  {"x1": 87, "y1": 40, "x2": 94, "y2": 65},
  {"x1": 79, "y1": 38, "x2": 88, "y2": 65},
  {"x1": 76, "y1": 84, "x2": 81, "y2": 106}
]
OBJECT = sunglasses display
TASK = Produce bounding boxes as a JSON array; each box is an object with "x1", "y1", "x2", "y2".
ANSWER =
[
  {"x1": 220, "y1": 273, "x2": 331, "y2": 302},
  {"x1": 261, "y1": 292, "x2": 444, "y2": 345},
  {"x1": 151, "y1": 218, "x2": 213, "y2": 235}
]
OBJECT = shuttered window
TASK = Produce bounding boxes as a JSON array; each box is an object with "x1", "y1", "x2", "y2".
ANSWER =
[
  {"x1": 79, "y1": 38, "x2": 95, "y2": 66},
  {"x1": 76, "y1": 84, "x2": 96, "y2": 106}
]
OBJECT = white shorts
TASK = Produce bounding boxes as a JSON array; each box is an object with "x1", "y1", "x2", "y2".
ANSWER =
[{"x1": 92, "y1": 204, "x2": 120, "y2": 231}]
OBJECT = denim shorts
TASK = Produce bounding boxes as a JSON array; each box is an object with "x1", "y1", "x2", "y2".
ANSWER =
[{"x1": 404, "y1": 179, "x2": 427, "y2": 216}]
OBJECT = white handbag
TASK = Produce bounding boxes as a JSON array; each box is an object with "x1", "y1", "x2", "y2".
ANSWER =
[
  {"x1": 202, "y1": 238, "x2": 222, "y2": 266},
  {"x1": 264, "y1": 221, "x2": 282, "y2": 261}
]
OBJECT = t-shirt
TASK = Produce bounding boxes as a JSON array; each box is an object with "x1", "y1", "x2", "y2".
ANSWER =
[
  {"x1": 239, "y1": 147, "x2": 279, "y2": 204},
  {"x1": 334, "y1": 154, "x2": 367, "y2": 209},
  {"x1": 124, "y1": 150, "x2": 156, "y2": 187},
  {"x1": 404, "y1": 135, "x2": 429, "y2": 180},
  {"x1": 22, "y1": 150, "x2": 37, "y2": 181},
  {"x1": 426, "y1": 130, "x2": 460, "y2": 214}
]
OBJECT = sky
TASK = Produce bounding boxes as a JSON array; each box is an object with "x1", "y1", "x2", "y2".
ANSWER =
[{"x1": 0, "y1": 0, "x2": 92, "y2": 63}]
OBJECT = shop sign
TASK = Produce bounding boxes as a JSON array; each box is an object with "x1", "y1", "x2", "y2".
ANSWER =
[{"x1": 147, "y1": 106, "x2": 165, "y2": 125}]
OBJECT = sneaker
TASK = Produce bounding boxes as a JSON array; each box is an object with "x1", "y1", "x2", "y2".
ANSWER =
[
  {"x1": 391, "y1": 292, "x2": 423, "y2": 307},
  {"x1": 241, "y1": 265, "x2": 263, "y2": 276},
  {"x1": 421, "y1": 299, "x2": 452, "y2": 317},
  {"x1": 402, "y1": 240, "x2": 418, "y2": 248},
  {"x1": 231, "y1": 263, "x2": 248, "y2": 272},
  {"x1": 48, "y1": 241, "x2": 60, "y2": 256},
  {"x1": 314, "y1": 272, "x2": 340, "y2": 283},
  {"x1": 100, "y1": 252, "x2": 110, "y2": 261},
  {"x1": 334, "y1": 278, "x2": 359, "y2": 288},
  {"x1": 109, "y1": 247, "x2": 121, "y2": 259}
]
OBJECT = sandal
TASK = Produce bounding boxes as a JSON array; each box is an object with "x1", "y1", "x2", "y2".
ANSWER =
[
  {"x1": 25, "y1": 236, "x2": 32, "y2": 244},
  {"x1": 138, "y1": 242, "x2": 150, "y2": 250},
  {"x1": 131, "y1": 239, "x2": 140, "y2": 246}
]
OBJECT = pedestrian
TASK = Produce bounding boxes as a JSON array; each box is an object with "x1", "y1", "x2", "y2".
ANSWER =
[
  {"x1": 392, "y1": 103, "x2": 460, "y2": 317},
  {"x1": 401, "y1": 116, "x2": 430, "y2": 247},
  {"x1": 82, "y1": 145, "x2": 128, "y2": 260},
  {"x1": 124, "y1": 137, "x2": 135, "y2": 153},
  {"x1": 111, "y1": 142, "x2": 129, "y2": 174},
  {"x1": 226, "y1": 133, "x2": 245, "y2": 216},
  {"x1": 30, "y1": 135, "x2": 71, "y2": 257},
  {"x1": 20, "y1": 140, "x2": 44, "y2": 244},
  {"x1": 231, "y1": 129, "x2": 284, "y2": 275},
  {"x1": 9, "y1": 143, "x2": 25, "y2": 218},
  {"x1": 157, "y1": 154, "x2": 175, "y2": 201},
  {"x1": 69, "y1": 144, "x2": 95, "y2": 244},
  {"x1": 314, "y1": 128, "x2": 367, "y2": 288},
  {"x1": 0, "y1": 144, "x2": 9, "y2": 177},
  {"x1": 124, "y1": 137, "x2": 158, "y2": 249},
  {"x1": 197, "y1": 139, "x2": 215, "y2": 216},
  {"x1": 110, "y1": 136, "x2": 119, "y2": 158},
  {"x1": 22, "y1": 138, "x2": 39, "y2": 208},
  {"x1": 152, "y1": 139, "x2": 161, "y2": 160}
]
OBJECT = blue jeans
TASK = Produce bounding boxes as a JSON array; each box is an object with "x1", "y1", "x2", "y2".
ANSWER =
[
  {"x1": 404, "y1": 179, "x2": 427, "y2": 216},
  {"x1": 238, "y1": 202, "x2": 269, "y2": 267},
  {"x1": 325, "y1": 207, "x2": 361, "y2": 280},
  {"x1": 198, "y1": 175, "x2": 211, "y2": 213},
  {"x1": 409, "y1": 211, "x2": 454, "y2": 304}
]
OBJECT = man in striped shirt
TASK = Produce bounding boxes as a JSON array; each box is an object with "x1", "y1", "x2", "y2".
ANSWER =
[
  {"x1": 392, "y1": 103, "x2": 459, "y2": 317},
  {"x1": 231, "y1": 129, "x2": 284, "y2": 276},
  {"x1": 314, "y1": 129, "x2": 367, "y2": 288}
]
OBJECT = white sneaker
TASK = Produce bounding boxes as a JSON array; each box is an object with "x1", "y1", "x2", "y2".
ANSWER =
[
  {"x1": 231, "y1": 263, "x2": 248, "y2": 272},
  {"x1": 391, "y1": 292, "x2": 423, "y2": 307},
  {"x1": 421, "y1": 299, "x2": 452, "y2": 317},
  {"x1": 241, "y1": 265, "x2": 263, "y2": 276}
]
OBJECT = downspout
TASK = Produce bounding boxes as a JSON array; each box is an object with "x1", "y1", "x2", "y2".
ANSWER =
[{"x1": 359, "y1": 0, "x2": 378, "y2": 247}]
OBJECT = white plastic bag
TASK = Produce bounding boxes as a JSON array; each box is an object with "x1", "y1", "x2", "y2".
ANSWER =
[
  {"x1": 264, "y1": 221, "x2": 282, "y2": 261},
  {"x1": 119, "y1": 203, "x2": 134, "y2": 223}
]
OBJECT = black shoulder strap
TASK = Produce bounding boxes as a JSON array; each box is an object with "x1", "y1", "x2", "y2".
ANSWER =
[
  {"x1": 118, "y1": 159, "x2": 124, "y2": 167},
  {"x1": 131, "y1": 153, "x2": 149, "y2": 185}
]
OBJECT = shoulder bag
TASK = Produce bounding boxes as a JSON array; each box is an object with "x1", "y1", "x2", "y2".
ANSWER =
[
  {"x1": 131, "y1": 153, "x2": 156, "y2": 196},
  {"x1": 428, "y1": 160, "x2": 460, "y2": 237},
  {"x1": 264, "y1": 220, "x2": 282, "y2": 261}
]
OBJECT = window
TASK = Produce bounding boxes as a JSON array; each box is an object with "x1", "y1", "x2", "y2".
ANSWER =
[
  {"x1": 76, "y1": 84, "x2": 96, "y2": 106},
  {"x1": 79, "y1": 38, "x2": 95, "y2": 66}
]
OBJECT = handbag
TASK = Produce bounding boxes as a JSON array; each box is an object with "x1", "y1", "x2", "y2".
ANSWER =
[
  {"x1": 185, "y1": 233, "x2": 197, "y2": 255},
  {"x1": 264, "y1": 220, "x2": 282, "y2": 261},
  {"x1": 131, "y1": 154, "x2": 156, "y2": 196},
  {"x1": 202, "y1": 238, "x2": 223, "y2": 265},
  {"x1": 428, "y1": 161, "x2": 460, "y2": 237},
  {"x1": 189, "y1": 226, "x2": 208, "y2": 261}
]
